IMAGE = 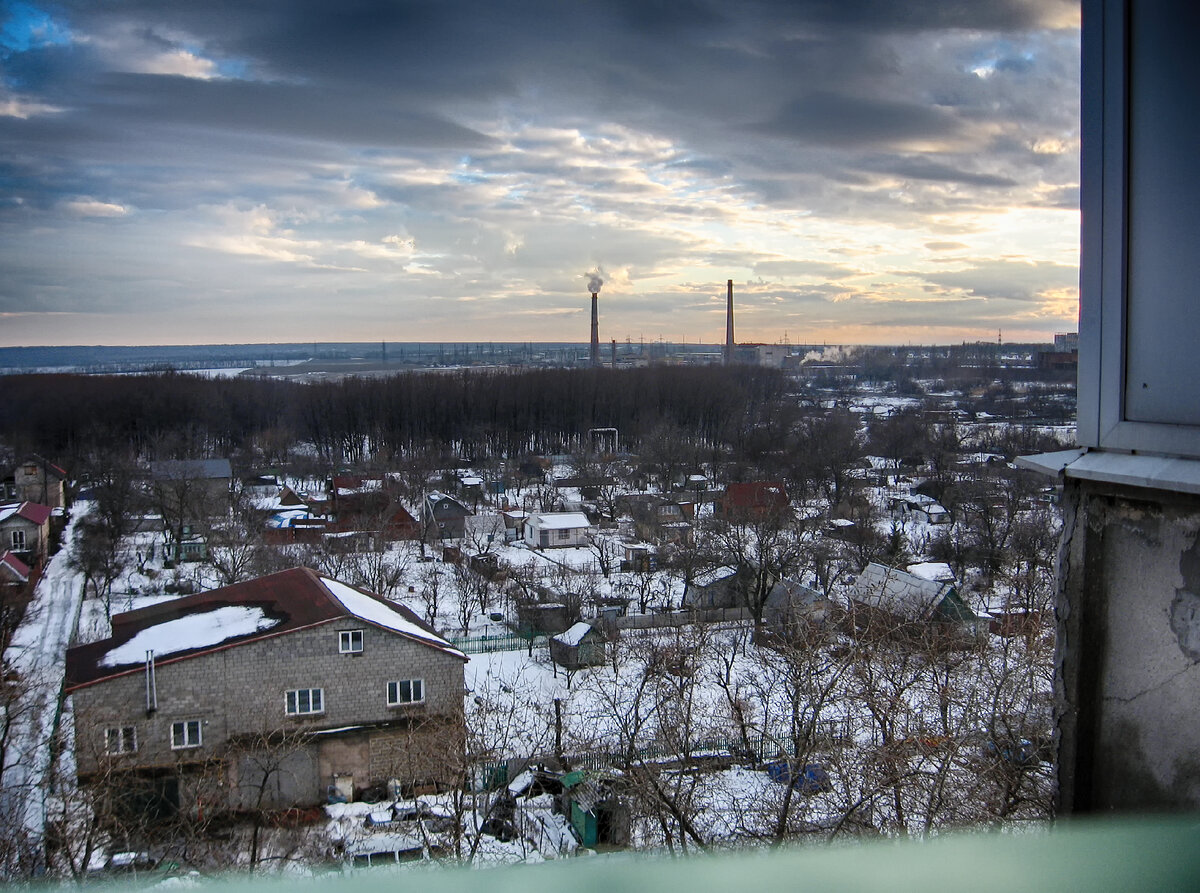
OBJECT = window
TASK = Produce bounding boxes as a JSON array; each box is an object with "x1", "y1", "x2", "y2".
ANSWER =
[
  {"x1": 105, "y1": 726, "x2": 137, "y2": 755},
  {"x1": 557, "y1": 528, "x2": 570, "y2": 540},
  {"x1": 339, "y1": 629, "x2": 364, "y2": 653},
  {"x1": 171, "y1": 720, "x2": 202, "y2": 749},
  {"x1": 386, "y1": 679, "x2": 424, "y2": 706},
  {"x1": 286, "y1": 688, "x2": 324, "y2": 715},
  {"x1": 11, "y1": 529, "x2": 25, "y2": 551}
]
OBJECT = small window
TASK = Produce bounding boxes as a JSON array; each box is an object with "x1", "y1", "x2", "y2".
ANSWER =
[
  {"x1": 557, "y1": 528, "x2": 570, "y2": 540},
  {"x1": 171, "y1": 720, "x2": 202, "y2": 749},
  {"x1": 286, "y1": 688, "x2": 324, "y2": 715},
  {"x1": 105, "y1": 726, "x2": 137, "y2": 755},
  {"x1": 339, "y1": 630, "x2": 364, "y2": 653},
  {"x1": 387, "y1": 679, "x2": 424, "y2": 706},
  {"x1": 11, "y1": 529, "x2": 26, "y2": 551}
]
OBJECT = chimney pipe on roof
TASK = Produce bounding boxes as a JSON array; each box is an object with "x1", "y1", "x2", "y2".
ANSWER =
[{"x1": 724, "y1": 279, "x2": 735, "y2": 364}]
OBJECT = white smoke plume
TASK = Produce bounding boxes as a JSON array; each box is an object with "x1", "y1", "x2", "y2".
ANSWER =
[{"x1": 586, "y1": 269, "x2": 604, "y2": 294}]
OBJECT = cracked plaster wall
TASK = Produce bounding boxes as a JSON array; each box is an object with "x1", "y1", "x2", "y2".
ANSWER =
[{"x1": 1058, "y1": 480, "x2": 1200, "y2": 811}]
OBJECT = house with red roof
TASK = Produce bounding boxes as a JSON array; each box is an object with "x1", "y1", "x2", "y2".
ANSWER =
[
  {"x1": 0, "y1": 548, "x2": 31, "y2": 584},
  {"x1": 714, "y1": 481, "x2": 790, "y2": 521},
  {"x1": 0, "y1": 501, "x2": 53, "y2": 565},
  {"x1": 65, "y1": 567, "x2": 467, "y2": 813}
]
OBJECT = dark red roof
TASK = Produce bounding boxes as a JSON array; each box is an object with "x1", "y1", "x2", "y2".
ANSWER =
[
  {"x1": 0, "y1": 502, "x2": 53, "y2": 526},
  {"x1": 0, "y1": 550, "x2": 30, "y2": 582},
  {"x1": 721, "y1": 481, "x2": 790, "y2": 512},
  {"x1": 66, "y1": 567, "x2": 463, "y2": 691}
]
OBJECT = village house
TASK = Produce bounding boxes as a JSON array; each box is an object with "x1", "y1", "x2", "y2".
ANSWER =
[
  {"x1": 849, "y1": 562, "x2": 984, "y2": 636},
  {"x1": 549, "y1": 621, "x2": 607, "y2": 671},
  {"x1": 618, "y1": 494, "x2": 694, "y2": 545},
  {"x1": 715, "y1": 481, "x2": 790, "y2": 521},
  {"x1": 525, "y1": 511, "x2": 591, "y2": 549},
  {"x1": 64, "y1": 567, "x2": 467, "y2": 813},
  {"x1": 0, "y1": 501, "x2": 53, "y2": 566},
  {"x1": 3, "y1": 454, "x2": 67, "y2": 509},
  {"x1": 760, "y1": 578, "x2": 835, "y2": 642},
  {"x1": 327, "y1": 475, "x2": 419, "y2": 539},
  {"x1": 0, "y1": 549, "x2": 31, "y2": 588},
  {"x1": 422, "y1": 491, "x2": 473, "y2": 542}
]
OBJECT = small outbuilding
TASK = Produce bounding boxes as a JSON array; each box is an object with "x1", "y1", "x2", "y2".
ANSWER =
[{"x1": 550, "y1": 622, "x2": 607, "y2": 670}]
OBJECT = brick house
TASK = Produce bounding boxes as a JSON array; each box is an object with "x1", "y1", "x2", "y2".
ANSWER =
[{"x1": 65, "y1": 567, "x2": 467, "y2": 812}]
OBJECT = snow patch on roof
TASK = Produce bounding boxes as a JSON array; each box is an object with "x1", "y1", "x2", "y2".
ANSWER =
[
  {"x1": 320, "y1": 577, "x2": 464, "y2": 657},
  {"x1": 553, "y1": 621, "x2": 595, "y2": 647},
  {"x1": 906, "y1": 561, "x2": 955, "y2": 583},
  {"x1": 100, "y1": 606, "x2": 280, "y2": 667},
  {"x1": 532, "y1": 512, "x2": 590, "y2": 530}
]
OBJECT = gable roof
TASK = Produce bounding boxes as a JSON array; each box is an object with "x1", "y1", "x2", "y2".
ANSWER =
[
  {"x1": 851, "y1": 562, "x2": 958, "y2": 621},
  {"x1": 0, "y1": 550, "x2": 30, "y2": 582},
  {"x1": 0, "y1": 502, "x2": 53, "y2": 527},
  {"x1": 531, "y1": 511, "x2": 591, "y2": 530},
  {"x1": 10, "y1": 454, "x2": 67, "y2": 480},
  {"x1": 721, "y1": 481, "x2": 790, "y2": 513},
  {"x1": 66, "y1": 567, "x2": 464, "y2": 691}
]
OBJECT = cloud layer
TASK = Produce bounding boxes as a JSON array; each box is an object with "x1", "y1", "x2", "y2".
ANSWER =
[{"x1": 0, "y1": 0, "x2": 1080, "y2": 346}]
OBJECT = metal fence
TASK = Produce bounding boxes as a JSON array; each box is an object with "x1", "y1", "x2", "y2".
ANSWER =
[{"x1": 450, "y1": 633, "x2": 549, "y2": 654}]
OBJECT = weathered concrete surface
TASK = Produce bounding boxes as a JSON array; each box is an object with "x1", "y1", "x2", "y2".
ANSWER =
[{"x1": 1057, "y1": 480, "x2": 1200, "y2": 812}]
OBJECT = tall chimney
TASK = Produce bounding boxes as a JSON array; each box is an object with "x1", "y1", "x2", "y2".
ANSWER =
[
  {"x1": 611, "y1": 338, "x2": 617, "y2": 369},
  {"x1": 590, "y1": 292, "x2": 600, "y2": 366},
  {"x1": 724, "y1": 279, "x2": 735, "y2": 364}
]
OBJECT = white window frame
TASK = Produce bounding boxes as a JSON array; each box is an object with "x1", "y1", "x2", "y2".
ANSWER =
[
  {"x1": 105, "y1": 726, "x2": 137, "y2": 755},
  {"x1": 171, "y1": 720, "x2": 202, "y2": 749},
  {"x1": 285, "y1": 688, "x2": 324, "y2": 716},
  {"x1": 1079, "y1": 0, "x2": 1200, "y2": 459},
  {"x1": 339, "y1": 629, "x2": 364, "y2": 653},
  {"x1": 386, "y1": 679, "x2": 424, "y2": 707},
  {"x1": 11, "y1": 529, "x2": 26, "y2": 551}
]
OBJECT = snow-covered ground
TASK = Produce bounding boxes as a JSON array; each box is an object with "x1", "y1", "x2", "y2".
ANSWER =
[{"x1": 1, "y1": 504, "x2": 88, "y2": 872}]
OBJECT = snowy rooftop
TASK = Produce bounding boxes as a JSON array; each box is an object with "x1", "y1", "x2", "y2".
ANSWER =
[
  {"x1": 553, "y1": 621, "x2": 596, "y2": 647},
  {"x1": 321, "y1": 577, "x2": 463, "y2": 656},
  {"x1": 532, "y1": 512, "x2": 591, "y2": 530},
  {"x1": 906, "y1": 561, "x2": 956, "y2": 583},
  {"x1": 66, "y1": 567, "x2": 464, "y2": 689},
  {"x1": 99, "y1": 606, "x2": 280, "y2": 667}
]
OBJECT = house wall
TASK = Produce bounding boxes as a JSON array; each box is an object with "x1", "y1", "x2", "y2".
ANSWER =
[
  {"x1": 1, "y1": 517, "x2": 48, "y2": 561},
  {"x1": 71, "y1": 619, "x2": 465, "y2": 804},
  {"x1": 13, "y1": 464, "x2": 64, "y2": 509},
  {"x1": 525, "y1": 522, "x2": 587, "y2": 549},
  {"x1": 1056, "y1": 479, "x2": 1200, "y2": 812}
]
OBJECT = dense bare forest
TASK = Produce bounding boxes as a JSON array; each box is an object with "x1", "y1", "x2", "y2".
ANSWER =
[{"x1": 0, "y1": 366, "x2": 787, "y2": 467}]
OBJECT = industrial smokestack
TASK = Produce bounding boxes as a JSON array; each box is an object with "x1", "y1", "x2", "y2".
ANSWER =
[
  {"x1": 590, "y1": 292, "x2": 600, "y2": 366},
  {"x1": 724, "y1": 279, "x2": 735, "y2": 364},
  {"x1": 611, "y1": 338, "x2": 617, "y2": 369}
]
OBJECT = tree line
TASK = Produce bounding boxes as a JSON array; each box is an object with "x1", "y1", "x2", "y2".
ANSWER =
[{"x1": 0, "y1": 365, "x2": 786, "y2": 470}]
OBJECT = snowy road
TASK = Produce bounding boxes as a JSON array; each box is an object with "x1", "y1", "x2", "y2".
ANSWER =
[{"x1": 1, "y1": 506, "x2": 87, "y2": 875}]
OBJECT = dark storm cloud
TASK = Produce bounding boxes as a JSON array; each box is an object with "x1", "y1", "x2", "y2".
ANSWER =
[
  {"x1": 0, "y1": 0, "x2": 1081, "y2": 345},
  {"x1": 858, "y1": 156, "x2": 1018, "y2": 188},
  {"x1": 755, "y1": 92, "x2": 962, "y2": 149}
]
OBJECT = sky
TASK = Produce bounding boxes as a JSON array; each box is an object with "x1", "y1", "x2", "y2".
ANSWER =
[{"x1": 0, "y1": 0, "x2": 1081, "y2": 348}]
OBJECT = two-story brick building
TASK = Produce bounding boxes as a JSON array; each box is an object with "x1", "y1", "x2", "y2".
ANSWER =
[{"x1": 65, "y1": 567, "x2": 467, "y2": 813}]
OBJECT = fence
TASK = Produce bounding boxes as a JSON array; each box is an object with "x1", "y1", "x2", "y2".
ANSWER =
[{"x1": 450, "y1": 632, "x2": 549, "y2": 654}]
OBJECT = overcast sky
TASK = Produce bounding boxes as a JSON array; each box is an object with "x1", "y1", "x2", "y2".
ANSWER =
[{"x1": 0, "y1": 0, "x2": 1080, "y2": 348}]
